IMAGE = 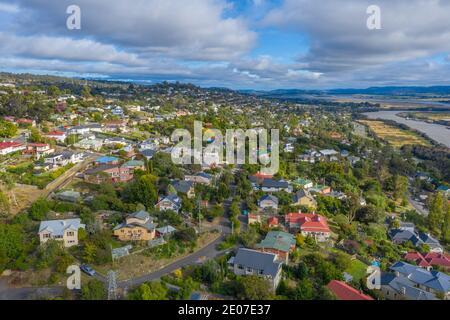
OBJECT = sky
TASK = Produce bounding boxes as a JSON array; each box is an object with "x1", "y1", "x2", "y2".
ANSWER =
[{"x1": 2, "y1": 0, "x2": 450, "y2": 90}]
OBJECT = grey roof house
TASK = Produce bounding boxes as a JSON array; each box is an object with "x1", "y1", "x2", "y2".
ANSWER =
[
  {"x1": 228, "y1": 248, "x2": 283, "y2": 290},
  {"x1": 388, "y1": 228, "x2": 443, "y2": 253},
  {"x1": 380, "y1": 261, "x2": 450, "y2": 300}
]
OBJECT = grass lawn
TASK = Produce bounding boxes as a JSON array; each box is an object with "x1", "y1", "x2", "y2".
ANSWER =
[{"x1": 346, "y1": 259, "x2": 369, "y2": 282}]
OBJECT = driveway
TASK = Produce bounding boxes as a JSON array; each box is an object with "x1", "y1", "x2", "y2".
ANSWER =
[{"x1": 408, "y1": 196, "x2": 429, "y2": 216}]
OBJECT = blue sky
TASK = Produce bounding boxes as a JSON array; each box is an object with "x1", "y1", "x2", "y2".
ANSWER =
[{"x1": 2, "y1": 0, "x2": 450, "y2": 89}]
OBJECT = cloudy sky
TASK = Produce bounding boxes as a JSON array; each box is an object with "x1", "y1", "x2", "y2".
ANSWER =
[{"x1": 1, "y1": 0, "x2": 450, "y2": 89}]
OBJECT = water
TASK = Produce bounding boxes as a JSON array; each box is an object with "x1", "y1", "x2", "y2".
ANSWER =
[{"x1": 362, "y1": 111, "x2": 450, "y2": 148}]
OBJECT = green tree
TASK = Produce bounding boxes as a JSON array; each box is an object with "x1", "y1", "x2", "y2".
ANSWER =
[
  {"x1": 81, "y1": 280, "x2": 106, "y2": 300},
  {"x1": 130, "y1": 281, "x2": 168, "y2": 300},
  {"x1": 29, "y1": 128, "x2": 43, "y2": 143},
  {"x1": 236, "y1": 275, "x2": 273, "y2": 300},
  {"x1": 0, "y1": 120, "x2": 17, "y2": 138},
  {"x1": 83, "y1": 243, "x2": 97, "y2": 264},
  {"x1": 122, "y1": 174, "x2": 158, "y2": 209},
  {"x1": 29, "y1": 198, "x2": 51, "y2": 221},
  {"x1": 355, "y1": 205, "x2": 384, "y2": 224},
  {"x1": 0, "y1": 224, "x2": 25, "y2": 271},
  {"x1": 428, "y1": 193, "x2": 445, "y2": 234}
]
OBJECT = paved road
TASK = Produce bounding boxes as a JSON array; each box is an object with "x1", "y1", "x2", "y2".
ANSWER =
[{"x1": 0, "y1": 279, "x2": 63, "y2": 300}]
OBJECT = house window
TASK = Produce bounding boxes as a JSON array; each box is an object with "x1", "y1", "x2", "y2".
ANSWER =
[
  {"x1": 247, "y1": 267, "x2": 253, "y2": 273},
  {"x1": 237, "y1": 264, "x2": 244, "y2": 270},
  {"x1": 67, "y1": 232, "x2": 74, "y2": 237}
]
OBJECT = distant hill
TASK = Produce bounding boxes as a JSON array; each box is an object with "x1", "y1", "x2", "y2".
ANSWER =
[
  {"x1": 239, "y1": 86, "x2": 450, "y2": 98},
  {"x1": 327, "y1": 86, "x2": 450, "y2": 95}
]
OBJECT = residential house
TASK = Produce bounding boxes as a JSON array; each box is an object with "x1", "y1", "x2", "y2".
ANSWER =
[
  {"x1": 69, "y1": 124, "x2": 103, "y2": 135},
  {"x1": 260, "y1": 179, "x2": 292, "y2": 193},
  {"x1": 156, "y1": 194, "x2": 182, "y2": 213},
  {"x1": 45, "y1": 130, "x2": 67, "y2": 143},
  {"x1": 285, "y1": 213, "x2": 331, "y2": 242},
  {"x1": 388, "y1": 228, "x2": 443, "y2": 253},
  {"x1": 248, "y1": 213, "x2": 262, "y2": 225},
  {"x1": 292, "y1": 178, "x2": 313, "y2": 190},
  {"x1": 255, "y1": 231, "x2": 296, "y2": 264},
  {"x1": 185, "y1": 172, "x2": 213, "y2": 185},
  {"x1": 228, "y1": 248, "x2": 283, "y2": 291},
  {"x1": 292, "y1": 189, "x2": 317, "y2": 209},
  {"x1": 310, "y1": 184, "x2": 332, "y2": 195},
  {"x1": 74, "y1": 137, "x2": 103, "y2": 151},
  {"x1": 327, "y1": 280, "x2": 374, "y2": 300},
  {"x1": 44, "y1": 151, "x2": 84, "y2": 167},
  {"x1": 171, "y1": 180, "x2": 195, "y2": 198},
  {"x1": 24, "y1": 143, "x2": 55, "y2": 159},
  {"x1": 380, "y1": 261, "x2": 450, "y2": 300},
  {"x1": 141, "y1": 149, "x2": 156, "y2": 160},
  {"x1": 267, "y1": 216, "x2": 279, "y2": 228},
  {"x1": 404, "y1": 252, "x2": 450, "y2": 271},
  {"x1": 16, "y1": 118, "x2": 36, "y2": 127},
  {"x1": 95, "y1": 156, "x2": 120, "y2": 165},
  {"x1": 113, "y1": 210, "x2": 157, "y2": 241},
  {"x1": 258, "y1": 195, "x2": 279, "y2": 211},
  {"x1": 103, "y1": 120, "x2": 128, "y2": 133},
  {"x1": 84, "y1": 164, "x2": 133, "y2": 184},
  {"x1": 156, "y1": 225, "x2": 177, "y2": 238},
  {"x1": 139, "y1": 138, "x2": 159, "y2": 151},
  {"x1": 38, "y1": 219, "x2": 85, "y2": 248},
  {"x1": 122, "y1": 160, "x2": 145, "y2": 172},
  {"x1": 0, "y1": 141, "x2": 26, "y2": 155}
]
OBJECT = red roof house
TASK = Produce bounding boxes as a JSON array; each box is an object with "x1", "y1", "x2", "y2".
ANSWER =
[
  {"x1": 267, "y1": 216, "x2": 279, "y2": 228},
  {"x1": 405, "y1": 252, "x2": 450, "y2": 270},
  {"x1": 327, "y1": 280, "x2": 374, "y2": 300},
  {"x1": 285, "y1": 212, "x2": 331, "y2": 241},
  {"x1": 0, "y1": 141, "x2": 26, "y2": 155}
]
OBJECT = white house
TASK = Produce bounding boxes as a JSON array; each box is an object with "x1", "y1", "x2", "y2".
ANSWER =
[
  {"x1": 0, "y1": 141, "x2": 26, "y2": 155},
  {"x1": 38, "y1": 219, "x2": 85, "y2": 248}
]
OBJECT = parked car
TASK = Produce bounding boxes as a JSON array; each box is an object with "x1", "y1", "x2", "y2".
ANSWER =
[{"x1": 80, "y1": 265, "x2": 96, "y2": 276}]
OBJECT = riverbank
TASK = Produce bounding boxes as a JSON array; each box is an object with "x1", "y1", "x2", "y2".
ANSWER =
[{"x1": 362, "y1": 110, "x2": 450, "y2": 148}]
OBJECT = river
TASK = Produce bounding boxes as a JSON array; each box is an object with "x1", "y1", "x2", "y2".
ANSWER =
[{"x1": 362, "y1": 111, "x2": 450, "y2": 148}]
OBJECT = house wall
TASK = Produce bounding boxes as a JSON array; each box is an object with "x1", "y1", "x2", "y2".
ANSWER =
[
  {"x1": 301, "y1": 230, "x2": 330, "y2": 242},
  {"x1": 39, "y1": 230, "x2": 79, "y2": 248},
  {"x1": 114, "y1": 226, "x2": 155, "y2": 241}
]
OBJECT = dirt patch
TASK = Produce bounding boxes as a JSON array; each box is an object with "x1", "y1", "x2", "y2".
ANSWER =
[
  {"x1": 95, "y1": 232, "x2": 220, "y2": 281},
  {"x1": 8, "y1": 184, "x2": 44, "y2": 215}
]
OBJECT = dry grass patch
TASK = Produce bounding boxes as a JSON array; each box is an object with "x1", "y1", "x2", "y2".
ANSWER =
[{"x1": 358, "y1": 120, "x2": 430, "y2": 148}]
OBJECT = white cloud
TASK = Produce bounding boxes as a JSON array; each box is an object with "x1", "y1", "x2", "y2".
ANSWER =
[
  {"x1": 15, "y1": 0, "x2": 257, "y2": 61},
  {"x1": 0, "y1": 2, "x2": 19, "y2": 13}
]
